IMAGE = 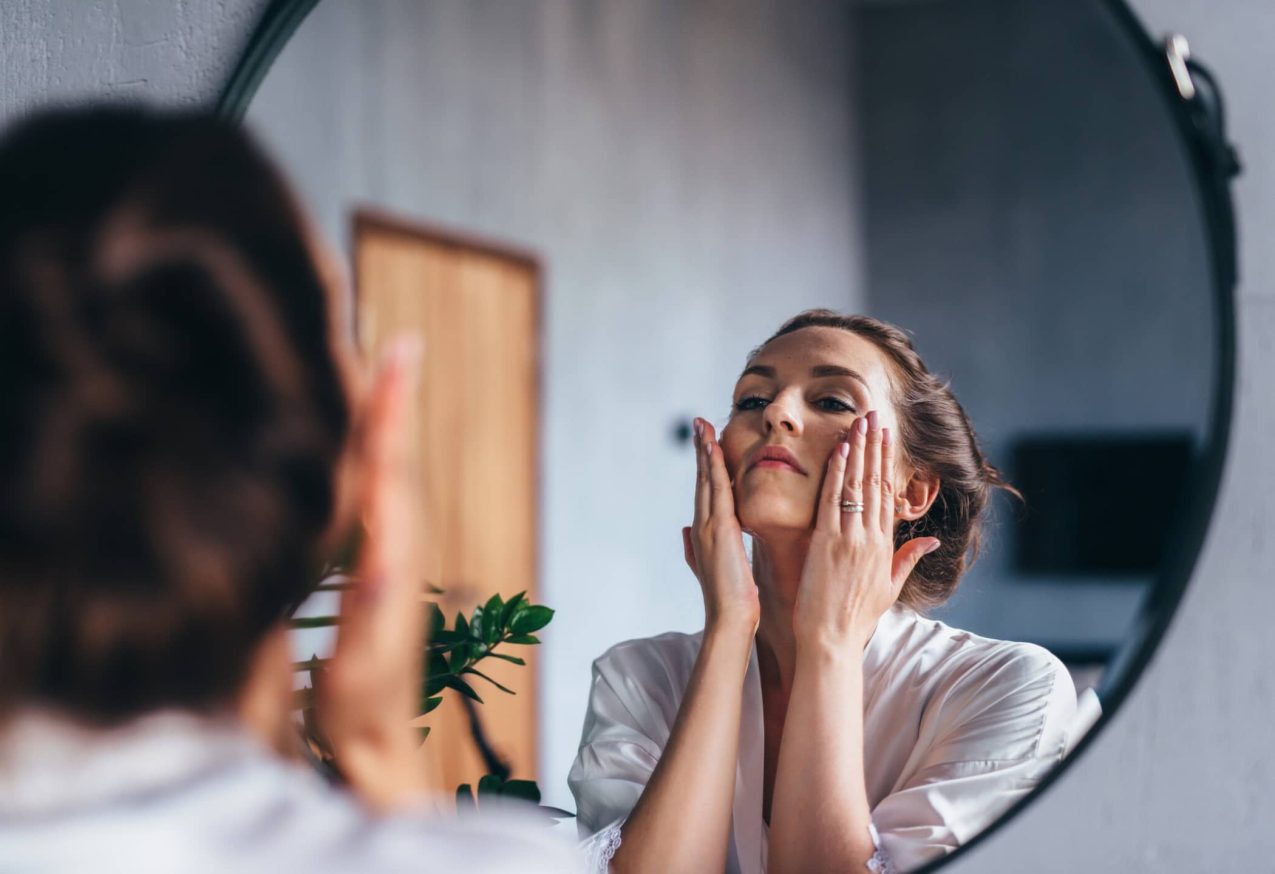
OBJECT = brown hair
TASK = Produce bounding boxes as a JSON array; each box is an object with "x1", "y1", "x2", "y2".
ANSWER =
[
  {"x1": 0, "y1": 107, "x2": 349, "y2": 722},
  {"x1": 762, "y1": 309, "x2": 1018, "y2": 610}
]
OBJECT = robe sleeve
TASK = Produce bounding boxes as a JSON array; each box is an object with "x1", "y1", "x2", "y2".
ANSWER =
[
  {"x1": 869, "y1": 643, "x2": 1077, "y2": 871},
  {"x1": 567, "y1": 637, "x2": 688, "y2": 872}
]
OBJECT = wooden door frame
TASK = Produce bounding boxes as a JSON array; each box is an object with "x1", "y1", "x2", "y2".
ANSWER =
[{"x1": 351, "y1": 207, "x2": 545, "y2": 779}]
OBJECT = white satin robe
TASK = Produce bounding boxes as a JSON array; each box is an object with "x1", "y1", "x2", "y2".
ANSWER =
[
  {"x1": 568, "y1": 603, "x2": 1078, "y2": 873},
  {"x1": 0, "y1": 711, "x2": 583, "y2": 873}
]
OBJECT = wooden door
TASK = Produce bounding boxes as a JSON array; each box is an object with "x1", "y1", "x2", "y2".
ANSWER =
[{"x1": 354, "y1": 211, "x2": 540, "y2": 796}]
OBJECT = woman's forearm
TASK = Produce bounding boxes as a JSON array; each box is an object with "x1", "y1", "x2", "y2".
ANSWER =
[
  {"x1": 610, "y1": 618, "x2": 754, "y2": 874},
  {"x1": 767, "y1": 640, "x2": 877, "y2": 874}
]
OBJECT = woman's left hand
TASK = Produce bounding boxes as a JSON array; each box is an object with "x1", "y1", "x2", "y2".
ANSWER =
[{"x1": 793, "y1": 410, "x2": 940, "y2": 651}]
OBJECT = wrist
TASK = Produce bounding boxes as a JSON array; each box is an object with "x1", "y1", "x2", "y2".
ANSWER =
[
  {"x1": 795, "y1": 629, "x2": 871, "y2": 666},
  {"x1": 336, "y1": 735, "x2": 429, "y2": 812},
  {"x1": 705, "y1": 608, "x2": 758, "y2": 640}
]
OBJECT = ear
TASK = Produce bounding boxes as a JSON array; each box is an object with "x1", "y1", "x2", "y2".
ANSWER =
[{"x1": 895, "y1": 469, "x2": 940, "y2": 522}]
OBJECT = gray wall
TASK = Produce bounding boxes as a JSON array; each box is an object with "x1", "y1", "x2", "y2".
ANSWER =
[
  {"x1": 3, "y1": 0, "x2": 1274, "y2": 869},
  {"x1": 243, "y1": 0, "x2": 863, "y2": 811},
  {"x1": 0, "y1": 0, "x2": 257, "y2": 114},
  {"x1": 854, "y1": 0, "x2": 1213, "y2": 656}
]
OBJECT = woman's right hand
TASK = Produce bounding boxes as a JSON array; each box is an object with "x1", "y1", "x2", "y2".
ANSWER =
[
  {"x1": 682, "y1": 418, "x2": 760, "y2": 634},
  {"x1": 315, "y1": 336, "x2": 431, "y2": 812}
]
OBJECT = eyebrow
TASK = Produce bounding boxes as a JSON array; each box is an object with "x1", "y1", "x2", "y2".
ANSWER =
[{"x1": 740, "y1": 363, "x2": 870, "y2": 390}]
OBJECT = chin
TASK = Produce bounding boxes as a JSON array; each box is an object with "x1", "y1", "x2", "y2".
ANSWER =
[{"x1": 736, "y1": 497, "x2": 816, "y2": 536}]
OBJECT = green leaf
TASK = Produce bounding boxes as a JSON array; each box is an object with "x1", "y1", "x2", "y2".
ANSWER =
[
  {"x1": 484, "y1": 606, "x2": 502, "y2": 645},
  {"x1": 477, "y1": 774, "x2": 504, "y2": 797},
  {"x1": 500, "y1": 779, "x2": 542, "y2": 804},
  {"x1": 448, "y1": 642, "x2": 474, "y2": 670},
  {"x1": 499, "y1": 592, "x2": 525, "y2": 627},
  {"x1": 455, "y1": 784, "x2": 475, "y2": 812},
  {"x1": 427, "y1": 603, "x2": 446, "y2": 636},
  {"x1": 419, "y1": 726, "x2": 431, "y2": 741},
  {"x1": 428, "y1": 629, "x2": 469, "y2": 646},
  {"x1": 486, "y1": 652, "x2": 526, "y2": 666},
  {"x1": 289, "y1": 615, "x2": 341, "y2": 629},
  {"x1": 463, "y1": 666, "x2": 516, "y2": 695},
  {"x1": 421, "y1": 695, "x2": 444, "y2": 715},
  {"x1": 510, "y1": 605, "x2": 554, "y2": 635},
  {"x1": 426, "y1": 650, "x2": 450, "y2": 681},
  {"x1": 507, "y1": 633, "x2": 540, "y2": 646},
  {"x1": 425, "y1": 675, "x2": 450, "y2": 697},
  {"x1": 454, "y1": 612, "x2": 469, "y2": 637},
  {"x1": 484, "y1": 593, "x2": 504, "y2": 623},
  {"x1": 444, "y1": 675, "x2": 484, "y2": 704}
]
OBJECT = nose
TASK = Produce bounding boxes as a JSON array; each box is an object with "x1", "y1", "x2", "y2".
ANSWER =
[{"x1": 762, "y1": 389, "x2": 802, "y2": 435}]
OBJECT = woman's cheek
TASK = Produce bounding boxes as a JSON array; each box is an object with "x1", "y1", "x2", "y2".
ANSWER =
[{"x1": 718, "y1": 425, "x2": 744, "y2": 481}]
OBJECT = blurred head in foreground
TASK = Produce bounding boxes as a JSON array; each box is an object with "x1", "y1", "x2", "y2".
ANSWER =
[{"x1": 0, "y1": 107, "x2": 352, "y2": 726}]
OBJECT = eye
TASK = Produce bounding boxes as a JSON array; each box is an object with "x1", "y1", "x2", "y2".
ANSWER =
[
  {"x1": 734, "y1": 395, "x2": 769, "y2": 412},
  {"x1": 815, "y1": 396, "x2": 856, "y2": 414}
]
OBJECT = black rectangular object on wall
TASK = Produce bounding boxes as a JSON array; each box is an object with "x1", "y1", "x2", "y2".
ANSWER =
[{"x1": 1011, "y1": 433, "x2": 1194, "y2": 575}]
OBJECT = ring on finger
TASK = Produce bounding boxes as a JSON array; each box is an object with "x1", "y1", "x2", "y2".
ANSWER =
[{"x1": 840, "y1": 500, "x2": 865, "y2": 513}]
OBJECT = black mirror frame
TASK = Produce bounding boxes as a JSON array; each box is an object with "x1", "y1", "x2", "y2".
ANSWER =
[{"x1": 215, "y1": 1, "x2": 1239, "y2": 868}]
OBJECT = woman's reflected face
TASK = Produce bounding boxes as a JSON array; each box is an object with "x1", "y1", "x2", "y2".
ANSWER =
[{"x1": 720, "y1": 326, "x2": 900, "y2": 536}]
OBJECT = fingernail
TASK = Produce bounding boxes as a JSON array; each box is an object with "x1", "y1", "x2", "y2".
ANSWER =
[
  {"x1": 882, "y1": 427, "x2": 891, "y2": 446},
  {"x1": 839, "y1": 441, "x2": 850, "y2": 459},
  {"x1": 925, "y1": 539, "x2": 942, "y2": 555},
  {"x1": 705, "y1": 441, "x2": 713, "y2": 457},
  {"x1": 385, "y1": 334, "x2": 423, "y2": 374},
  {"x1": 693, "y1": 418, "x2": 703, "y2": 443},
  {"x1": 867, "y1": 410, "x2": 879, "y2": 431},
  {"x1": 856, "y1": 417, "x2": 868, "y2": 436}
]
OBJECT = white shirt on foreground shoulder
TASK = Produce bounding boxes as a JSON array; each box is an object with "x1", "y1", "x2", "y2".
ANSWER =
[
  {"x1": 568, "y1": 602, "x2": 1077, "y2": 874},
  {"x1": 0, "y1": 710, "x2": 582, "y2": 874}
]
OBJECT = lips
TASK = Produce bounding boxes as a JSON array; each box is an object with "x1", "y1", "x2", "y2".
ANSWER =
[{"x1": 746, "y1": 445, "x2": 808, "y2": 476}]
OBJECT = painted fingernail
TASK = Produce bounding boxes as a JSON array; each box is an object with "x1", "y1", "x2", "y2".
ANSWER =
[
  {"x1": 925, "y1": 539, "x2": 942, "y2": 555},
  {"x1": 867, "y1": 410, "x2": 879, "y2": 431},
  {"x1": 839, "y1": 441, "x2": 850, "y2": 459},
  {"x1": 856, "y1": 417, "x2": 869, "y2": 436}
]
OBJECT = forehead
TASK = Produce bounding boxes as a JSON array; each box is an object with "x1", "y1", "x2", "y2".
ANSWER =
[{"x1": 746, "y1": 326, "x2": 895, "y2": 396}]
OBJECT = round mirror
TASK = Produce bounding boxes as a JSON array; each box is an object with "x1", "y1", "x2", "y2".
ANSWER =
[{"x1": 220, "y1": 0, "x2": 1236, "y2": 868}]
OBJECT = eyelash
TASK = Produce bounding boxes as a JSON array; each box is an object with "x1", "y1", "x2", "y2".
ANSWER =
[{"x1": 733, "y1": 395, "x2": 857, "y2": 414}]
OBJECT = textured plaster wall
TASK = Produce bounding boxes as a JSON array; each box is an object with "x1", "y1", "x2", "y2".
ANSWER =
[
  {"x1": 0, "y1": 0, "x2": 261, "y2": 119},
  {"x1": 1, "y1": 0, "x2": 1273, "y2": 870}
]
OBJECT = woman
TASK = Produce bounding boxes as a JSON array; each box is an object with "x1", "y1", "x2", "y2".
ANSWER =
[
  {"x1": 0, "y1": 107, "x2": 578, "y2": 872},
  {"x1": 568, "y1": 311, "x2": 1077, "y2": 873}
]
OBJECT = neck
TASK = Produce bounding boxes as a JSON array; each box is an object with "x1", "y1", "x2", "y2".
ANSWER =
[
  {"x1": 237, "y1": 624, "x2": 297, "y2": 757},
  {"x1": 752, "y1": 532, "x2": 811, "y2": 696}
]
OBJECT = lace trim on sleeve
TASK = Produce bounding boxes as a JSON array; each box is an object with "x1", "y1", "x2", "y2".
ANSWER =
[
  {"x1": 580, "y1": 821, "x2": 623, "y2": 874},
  {"x1": 866, "y1": 822, "x2": 897, "y2": 874}
]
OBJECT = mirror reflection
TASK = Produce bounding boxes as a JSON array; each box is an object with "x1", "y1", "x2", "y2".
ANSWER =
[{"x1": 245, "y1": 0, "x2": 1214, "y2": 868}]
